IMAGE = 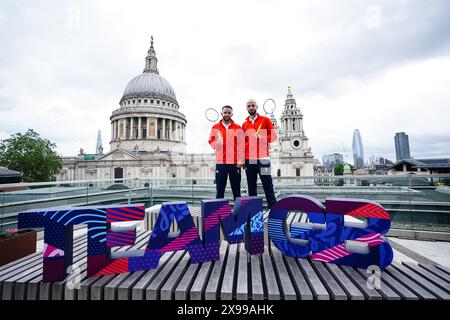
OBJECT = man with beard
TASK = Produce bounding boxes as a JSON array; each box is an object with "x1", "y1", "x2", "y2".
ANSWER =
[{"x1": 208, "y1": 105, "x2": 245, "y2": 200}]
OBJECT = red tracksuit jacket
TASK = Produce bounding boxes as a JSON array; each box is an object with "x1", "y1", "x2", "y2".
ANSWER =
[
  {"x1": 208, "y1": 120, "x2": 245, "y2": 164},
  {"x1": 242, "y1": 113, "x2": 277, "y2": 160}
]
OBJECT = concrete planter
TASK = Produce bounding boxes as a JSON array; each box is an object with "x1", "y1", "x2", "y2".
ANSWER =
[{"x1": 0, "y1": 229, "x2": 37, "y2": 267}]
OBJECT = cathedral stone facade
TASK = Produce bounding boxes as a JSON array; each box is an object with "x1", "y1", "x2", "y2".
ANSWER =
[
  {"x1": 56, "y1": 39, "x2": 314, "y2": 182},
  {"x1": 270, "y1": 86, "x2": 315, "y2": 178}
]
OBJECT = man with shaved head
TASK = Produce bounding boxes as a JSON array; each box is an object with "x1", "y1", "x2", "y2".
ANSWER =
[{"x1": 242, "y1": 99, "x2": 278, "y2": 209}]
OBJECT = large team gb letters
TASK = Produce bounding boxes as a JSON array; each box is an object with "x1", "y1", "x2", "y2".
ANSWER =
[{"x1": 18, "y1": 195, "x2": 393, "y2": 282}]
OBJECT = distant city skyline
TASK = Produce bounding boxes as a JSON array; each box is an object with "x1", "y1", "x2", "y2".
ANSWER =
[{"x1": 322, "y1": 153, "x2": 344, "y2": 169}]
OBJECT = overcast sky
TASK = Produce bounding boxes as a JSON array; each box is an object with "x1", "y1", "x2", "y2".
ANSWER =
[{"x1": 0, "y1": 0, "x2": 449, "y2": 164}]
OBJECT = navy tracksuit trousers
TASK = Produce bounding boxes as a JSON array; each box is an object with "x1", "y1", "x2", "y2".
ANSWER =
[
  {"x1": 244, "y1": 159, "x2": 277, "y2": 208},
  {"x1": 215, "y1": 164, "x2": 241, "y2": 200}
]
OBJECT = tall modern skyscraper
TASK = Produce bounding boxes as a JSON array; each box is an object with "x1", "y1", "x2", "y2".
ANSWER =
[
  {"x1": 395, "y1": 132, "x2": 411, "y2": 161},
  {"x1": 352, "y1": 129, "x2": 365, "y2": 169}
]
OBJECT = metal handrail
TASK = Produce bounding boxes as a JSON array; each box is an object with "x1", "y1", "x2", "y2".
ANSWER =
[{"x1": 0, "y1": 174, "x2": 449, "y2": 189}]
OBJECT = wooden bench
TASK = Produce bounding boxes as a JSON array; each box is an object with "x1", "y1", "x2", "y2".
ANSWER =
[
  {"x1": 0, "y1": 228, "x2": 449, "y2": 300},
  {"x1": 1, "y1": 208, "x2": 449, "y2": 300}
]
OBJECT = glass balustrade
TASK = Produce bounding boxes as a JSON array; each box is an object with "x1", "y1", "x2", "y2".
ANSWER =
[{"x1": 1, "y1": 174, "x2": 449, "y2": 234}]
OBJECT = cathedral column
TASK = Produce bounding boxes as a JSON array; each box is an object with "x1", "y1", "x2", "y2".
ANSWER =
[
  {"x1": 114, "y1": 121, "x2": 118, "y2": 139},
  {"x1": 162, "y1": 118, "x2": 166, "y2": 139},
  {"x1": 147, "y1": 117, "x2": 151, "y2": 139},
  {"x1": 138, "y1": 117, "x2": 142, "y2": 139},
  {"x1": 129, "y1": 117, "x2": 134, "y2": 139},
  {"x1": 111, "y1": 122, "x2": 114, "y2": 141},
  {"x1": 169, "y1": 120, "x2": 173, "y2": 140},
  {"x1": 152, "y1": 117, "x2": 157, "y2": 138},
  {"x1": 173, "y1": 122, "x2": 177, "y2": 140},
  {"x1": 120, "y1": 119, "x2": 125, "y2": 139}
]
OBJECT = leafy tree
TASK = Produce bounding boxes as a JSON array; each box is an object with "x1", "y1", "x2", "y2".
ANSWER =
[
  {"x1": 334, "y1": 163, "x2": 344, "y2": 176},
  {"x1": 334, "y1": 163, "x2": 354, "y2": 176},
  {"x1": 0, "y1": 129, "x2": 62, "y2": 182}
]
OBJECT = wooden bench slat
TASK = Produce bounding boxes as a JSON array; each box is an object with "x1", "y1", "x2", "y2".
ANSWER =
[
  {"x1": 145, "y1": 251, "x2": 186, "y2": 300},
  {"x1": 191, "y1": 260, "x2": 214, "y2": 300},
  {"x1": 236, "y1": 244, "x2": 248, "y2": 300},
  {"x1": 418, "y1": 264, "x2": 450, "y2": 283},
  {"x1": 160, "y1": 253, "x2": 191, "y2": 300},
  {"x1": 65, "y1": 270, "x2": 87, "y2": 300},
  {"x1": 52, "y1": 257, "x2": 87, "y2": 300},
  {"x1": 78, "y1": 273, "x2": 103, "y2": 300},
  {"x1": 196, "y1": 243, "x2": 228, "y2": 301},
  {"x1": 174, "y1": 262, "x2": 201, "y2": 300},
  {"x1": 436, "y1": 265, "x2": 450, "y2": 276},
  {"x1": 379, "y1": 270, "x2": 419, "y2": 300},
  {"x1": 325, "y1": 263, "x2": 364, "y2": 300},
  {"x1": 384, "y1": 265, "x2": 436, "y2": 300},
  {"x1": 310, "y1": 260, "x2": 348, "y2": 300},
  {"x1": 102, "y1": 231, "x2": 152, "y2": 300},
  {"x1": 340, "y1": 266, "x2": 382, "y2": 300},
  {"x1": 116, "y1": 270, "x2": 146, "y2": 300},
  {"x1": 250, "y1": 255, "x2": 265, "y2": 300},
  {"x1": 0, "y1": 234, "x2": 86, "y2": 274},
  {"x1": 130, "y1": 252, "x2": 174, "y2": 300},
  {"x1": 270, "y1": 245, "x2": 297, "y2": 300},
  {"x1": 297, "y1": 258, "x2": 330, "y2": 300},
  {"x1": 354, "y1": 268, "x2": 401, "y2": 300},
  {"x1": 284, "y1": 256, "x2": 314, "y2": 300},
  {"x1": 2, "y1": 238, "x2": 88, "y2": 300},
  {"x1": 261, "y1": 246, "x2": 280, "y2": 300},
  {"x1": 220, "y1": 243, "x2": 238, "y2": 300},
  {"x1": 391, "y1": 262, "x2": 450, "y2": 300},
  {"x1": 90, "y1": 274, "x2": 116, "y2": 300},
  {"x1": 0, "y1": 237, "x2": 87, "y2": 282},
  {"x1": 30, "y1": 249, "x2": 86, "y2": 301},
  {"x1": 402, "y1": 262, "x2": 450, "y2": 294}
]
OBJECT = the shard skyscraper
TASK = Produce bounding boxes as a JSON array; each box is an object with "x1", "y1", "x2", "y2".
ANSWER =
[
  {"x1": 96, "y1": 130, "x2": 103, "y2": 154},
  {"x1": 352, "y1": 129, "x2": 365, "y2": 169}
]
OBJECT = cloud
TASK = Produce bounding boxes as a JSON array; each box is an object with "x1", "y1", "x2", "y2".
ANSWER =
[{"x1": 0, "y1": 0, "x2": 449, "y2": 165}]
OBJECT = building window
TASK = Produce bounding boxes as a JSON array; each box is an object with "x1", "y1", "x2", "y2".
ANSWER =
[
  {"x1": 277, "y1": 169, "x2": 281, "y2": 177},
  {"x1": 151, "y1": 100, "x2": 154, "y2": 103},
  {"x1": 157, "y1": 100, "x2": 160, "y2": 104},
  {"x1": 162, "y1": 101, "x2": 165, "y2": 106},
  {"x1": 296, "y1": 168, "x2": 301, "y2": 176},
  {"x1": 144, "y1": 99, "x2": 148, "y2": 103},
  {"x1": 138, "y1": 99, "x2": 141, "y2": 103},
  {"x1": 133, "y1": 100, "x2": 136, "y2": 104}
]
